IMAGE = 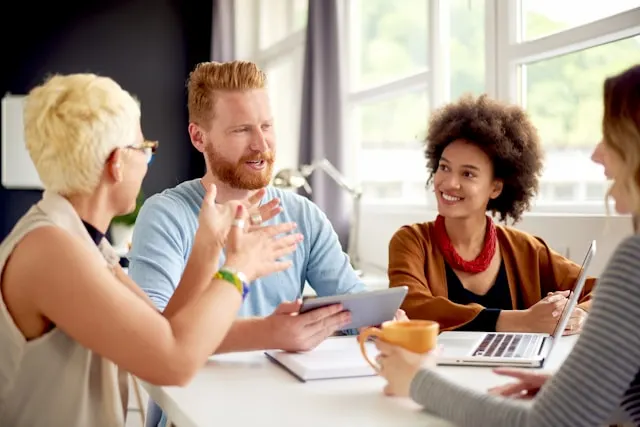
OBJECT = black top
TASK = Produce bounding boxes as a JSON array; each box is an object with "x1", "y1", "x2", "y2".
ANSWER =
[
  {"x1": 445, "y1": 261, "x2": 512, "y2": 332},
  {"x1": 81, "y1": 220, "x2": 105, "y2": 246},
  {"x1": 82, "y1": 220, "x2": 129, "y2": 268}
]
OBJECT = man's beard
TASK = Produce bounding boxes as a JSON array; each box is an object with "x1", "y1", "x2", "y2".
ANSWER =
[{"x1": 205, "y1": 145, "x2": 275, "y2": 190}]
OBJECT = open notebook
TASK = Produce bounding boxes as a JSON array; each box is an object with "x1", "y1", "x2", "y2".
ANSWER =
[{"x1": 265, "y1": 336, "x2": 378, "y2": 382}]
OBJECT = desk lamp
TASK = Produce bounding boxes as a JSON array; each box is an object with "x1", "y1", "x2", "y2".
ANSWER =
[{"x1": 272, "y1": 159, "x2": 363, "y2": 276}]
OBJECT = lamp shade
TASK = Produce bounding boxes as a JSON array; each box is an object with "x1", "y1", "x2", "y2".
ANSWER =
[{"x1": 272, "y1": 168, "x2": 309, "y2": 190}]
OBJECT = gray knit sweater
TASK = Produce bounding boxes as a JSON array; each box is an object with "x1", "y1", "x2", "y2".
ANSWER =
[{"x1": 410, "y1": 234, "x2": 640, "y2": 427}]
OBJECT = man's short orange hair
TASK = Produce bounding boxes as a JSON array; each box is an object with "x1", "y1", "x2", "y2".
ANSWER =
[{"x1": 187, "y1": 60, "x2": 267, "y2": 128}]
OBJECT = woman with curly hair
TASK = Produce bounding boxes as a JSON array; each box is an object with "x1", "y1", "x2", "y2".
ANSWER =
[
  {"x1": 377, "y1": 64, "x2": 640, "y2": 427},
  {"x1": 388, "y1": 94, "x2": 595, "y2": 334}
]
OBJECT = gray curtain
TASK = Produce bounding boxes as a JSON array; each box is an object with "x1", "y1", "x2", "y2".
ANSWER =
[
  {"x1": 211, "y1": 0, "x2": 235, "y2": 61},
  {"x1": 298, "y1": 0, "x2": 350, "y2": 249}
]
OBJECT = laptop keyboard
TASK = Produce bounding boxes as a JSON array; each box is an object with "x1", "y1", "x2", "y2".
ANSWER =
[{"x1": 472, "y1": 333, "x2": 543, "y2": 358}]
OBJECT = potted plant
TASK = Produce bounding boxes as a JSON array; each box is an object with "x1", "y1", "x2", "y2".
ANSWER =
[{"x1": 110, "y1": 191, "x2": 144, "y2": 252}]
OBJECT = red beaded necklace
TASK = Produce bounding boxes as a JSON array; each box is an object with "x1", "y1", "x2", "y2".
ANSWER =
[{"x1": 433, "y1": 215, "x2": 497, "y2": 274}]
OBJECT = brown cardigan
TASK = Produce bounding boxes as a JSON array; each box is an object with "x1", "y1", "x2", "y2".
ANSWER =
[{"x1": 388, "y1": 222, "x2": 596, "y2": 331}]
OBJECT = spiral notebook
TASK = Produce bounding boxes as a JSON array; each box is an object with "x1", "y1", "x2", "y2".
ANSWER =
[{"x1": 265, "y1": 336, "x2": 378, "y2": 382}]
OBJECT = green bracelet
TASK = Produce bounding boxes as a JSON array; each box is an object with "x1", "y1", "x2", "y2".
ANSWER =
[{"x1": 214, "y1": 267, "x2": 249, "y2": 299}]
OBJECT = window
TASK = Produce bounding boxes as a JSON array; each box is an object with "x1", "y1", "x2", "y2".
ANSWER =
[
  {"x1": 355, "y1": 91, "x2": 429, "y2": 202},
  {"x1": 361, "y1": 181, "x2": 403, "y2": 200},
  {"x1": 524, "y1": 37, "x2": 640, "y2": 150},
  {"x1": 537, "y1": 182, "x2": 555, "y2": 202},
  {"x1": 238, "y1": 0, "x2": 307, "y2": 172},
  {"x1": 292, "y1": 0, "x2": 308, "y2": 31},
  {"x1": 259, "y1": 0, "x2": 288, "y2": 49},
  {"x1": 552, "y1": 183, "x2": 577, "y2": 202},
  {"x1": 450, "y1": 0, "x2": 485, "y2": 100},
  {"x1": 521, "y1": 36, "x2": 640, "y2": 211},
  {"x1": 357, "y1": 91, "x2": 429, "y2": 150},
  {"x1": 239, "y1": 0, "x2": 640, "y2": 214},
  {"x1": 345, "y1": 0, "x2": 639, "y2": 212},
  {"x1": 346, "y1": 0, "x2": 486, "y2": 205},
  {"x1": 351, "y1": 0, "x2": 428, "y2": 90},
  {"x1": 498, "y1": 2, "x2": 640, "y2": 213},
  {"x1": 521, "y1": 0, "x2": 640, "y2": 41},
  {"x1": 259, "y1": 0, "x2": 308, "y2": 49},
  {"x1": 264, "y1": 47, "x2": 304, "y2": 174},
  {"x1": 586, "y1": 182, "x2": 609, "y2": 201}
]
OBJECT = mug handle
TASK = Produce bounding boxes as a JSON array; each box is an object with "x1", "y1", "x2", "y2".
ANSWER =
[{"x1": 358, "y1": 327, "x2": 384, "y2": 373}]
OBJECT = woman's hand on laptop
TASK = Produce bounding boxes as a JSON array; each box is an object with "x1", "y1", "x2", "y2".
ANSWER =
[
  {"x1": 488, "y1": 368, "x2": 551, "y2": 399},
  {"x1": 563, "y1": 307, "x2": 587, "y2": 335},
  {"x1": 496, "y1": 292, "x2": 568, "y2": 334}
]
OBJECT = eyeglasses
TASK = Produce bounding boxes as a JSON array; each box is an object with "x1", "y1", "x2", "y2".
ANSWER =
[{"x1": 126, "y1": 140, "x2": 158, "y2": 164}]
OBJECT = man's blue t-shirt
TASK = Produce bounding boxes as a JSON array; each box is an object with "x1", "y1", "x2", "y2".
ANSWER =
[{"x1": 127, "y1": 179, "x2": 365, "y2": 427}]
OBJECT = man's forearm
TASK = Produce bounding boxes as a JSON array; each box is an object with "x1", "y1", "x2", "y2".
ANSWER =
[{"x1": 214, "y1": 317, "x2": 275, "y2": 354}]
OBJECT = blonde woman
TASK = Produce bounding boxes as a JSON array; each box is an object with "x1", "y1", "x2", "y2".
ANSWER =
[
  {"x1": 375, "y1": 64, "x2": 640, "y2": 426},
  {"x1": 0, "y1": 74, "x2": 302, "y2": 426}
]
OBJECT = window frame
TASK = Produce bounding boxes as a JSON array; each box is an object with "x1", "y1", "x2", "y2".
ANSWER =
[
  {"x1": 493, "y1": 2, "x2": 640, "y2": 105},
  {"x1": 235, "y1": 0, "x2": 307, "y2": 171},
  {"x1": 235, "y1": 0, "x2": 306, "y2": 88},
  {"x1": 495, "y1": 2, "x2": 640, "y2": 215}
]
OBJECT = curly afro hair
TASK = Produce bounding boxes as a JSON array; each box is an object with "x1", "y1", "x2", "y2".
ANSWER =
[{"x1": 425, "y1": 94, "x2": 543, "y2": 223}]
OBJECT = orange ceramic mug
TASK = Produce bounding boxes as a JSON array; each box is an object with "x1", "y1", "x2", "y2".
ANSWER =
[{"x1": 358, "y1": 320, "x2": 439, "y2": 372}]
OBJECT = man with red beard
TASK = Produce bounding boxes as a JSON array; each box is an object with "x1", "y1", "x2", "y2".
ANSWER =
[{"x1": 128, "y1": 60, "x2": 382, "y2": 426}]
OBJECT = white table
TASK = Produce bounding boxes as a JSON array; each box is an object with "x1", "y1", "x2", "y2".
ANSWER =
[{"x1": 142, "y1": 335, "x2": 578, "y2": 427}]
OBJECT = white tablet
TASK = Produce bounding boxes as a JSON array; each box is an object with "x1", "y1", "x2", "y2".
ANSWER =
[{"x1": 299, "y1": 286, "x2": 409, "y2": 331}]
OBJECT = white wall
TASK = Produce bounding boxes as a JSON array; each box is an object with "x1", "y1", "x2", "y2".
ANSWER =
[
  {"x1": 357, "y1": 208, "x2": 633, "y2": 278},
  {"x1": 1, "y1": 95, "x2": 44, "y2": 189}
]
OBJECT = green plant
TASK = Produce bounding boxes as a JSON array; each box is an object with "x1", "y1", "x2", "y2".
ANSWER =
[{"x1": 112, "y1": 191, "x2": 145, "y2": 227}]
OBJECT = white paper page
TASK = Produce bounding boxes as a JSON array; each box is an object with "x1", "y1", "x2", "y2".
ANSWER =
[
  {"x1": 267, "y1": 336, "x2": 380, "y2": 379},
  {"x1": 288, "y1": 338, "x2": 377, "y2": 368}
]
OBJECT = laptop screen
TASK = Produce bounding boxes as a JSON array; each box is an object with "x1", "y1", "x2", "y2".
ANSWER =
[{"x1": 550, "y1": 240, "x2": 596, "y2": 340}]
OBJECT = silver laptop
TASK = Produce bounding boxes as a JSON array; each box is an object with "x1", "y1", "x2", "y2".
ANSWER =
[{"x1": 436, "y1": 240, "x2": 596, "y2": 368}]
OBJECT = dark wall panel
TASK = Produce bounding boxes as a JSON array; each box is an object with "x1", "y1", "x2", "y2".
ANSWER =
[{"x1": 0, "y1": 0, "x2": 211, "y2": 239}]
